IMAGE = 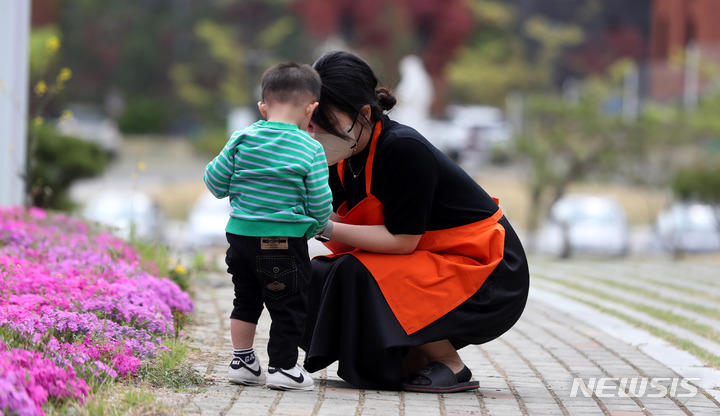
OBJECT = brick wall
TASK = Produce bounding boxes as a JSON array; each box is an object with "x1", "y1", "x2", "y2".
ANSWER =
[{"x1": 649, "y1": 0, "x2": 720, "y2": 101}]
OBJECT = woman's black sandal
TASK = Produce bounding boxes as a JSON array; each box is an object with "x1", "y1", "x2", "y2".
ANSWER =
[{"x1": 402, "y1": 361, "x2": 479, "y2": 393}]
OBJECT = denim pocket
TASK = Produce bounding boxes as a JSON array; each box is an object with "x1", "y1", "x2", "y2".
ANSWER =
[{"x1": 256, "y1": 255, "x2": 297, "y2": 300}]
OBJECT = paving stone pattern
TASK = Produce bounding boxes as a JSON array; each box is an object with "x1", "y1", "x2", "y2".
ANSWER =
[
  {"x1": 530, "y1": 258, "x2": 720, "y2": 365},
  {"x1": 155, "y1": 258, "x2": 720, "y2": 415}
]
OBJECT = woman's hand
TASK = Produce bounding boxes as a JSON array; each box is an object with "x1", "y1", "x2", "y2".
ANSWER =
[
  {"x1": 318, "y1": 215, "x2": 354, "y2": 254},
  {"x1": 331, "y1": 222, "x2": 422, "y2": 255}
]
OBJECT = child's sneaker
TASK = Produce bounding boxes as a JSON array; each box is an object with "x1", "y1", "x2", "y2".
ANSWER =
[
  {"x1": 229, "y1": 356, "x2": 265, "y2": 386},
  {"x1": 266, "y1": 363, "x2": 314, "y2": 391}
]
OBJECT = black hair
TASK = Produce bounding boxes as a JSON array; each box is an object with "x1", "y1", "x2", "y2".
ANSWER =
[
  {"x1": 261, "y1": 61, "x2": 321, "y2": 106},
  {"x1": 311, "y1": 51, "x2": 397, "y2": 139}
]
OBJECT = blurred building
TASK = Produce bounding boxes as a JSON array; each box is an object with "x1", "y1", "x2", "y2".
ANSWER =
[
  {"x1": 649, "y1": 0, "x2": 720, "y2": 102},
  {"x1": 511, "y1": 0, "x2": 651, "y2": 83},
  {"x1": 511, "y1": 0, "x2": 720, "y2": 104}
]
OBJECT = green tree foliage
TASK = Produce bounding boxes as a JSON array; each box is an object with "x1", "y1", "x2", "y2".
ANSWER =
[
  {"x1": 53, "y1": 0, "x2": 495, "y2": 130},
  {"x1": 58, "y1": 0, "x2": 316, "y2": 133},
  {"x1": 447, "y1": 2, "x2": 543, "y2": 105},
  {"x1": 59, "y1": 2, "x2": 175, "y2": 102},
  {"x1": 29, "y1": 26, "x2": 60, "y2": 80},
  {"x1": 671, "y1": 163, "x2": 720, "y2": 204},
  {"x1": 668, "y1": 90, "x2": 720, "y2": 206},
  {"x1": 625, "y1": 103, "x2": 702, "y2": 186},
  {"x1": 522, "y1": 15, "x2": 584, "y2": 76},
  {"x1": 688, "y1": 86, "x2": 720, "y2": 139},
  {"x1": 447, "y1": 2, "x2": 587, "y2": 105},
  {"x1": 294, "y1": 0, "x2": 474, "y2": 107},
  {"x1": 516, "y1": 61, "x2": 720, "y2": 235},
  {"x1": 58, "y1": 1, "x2": 185, "y2": 131},
  {"x1": 516, "y1": 83, "x2": 626, "y2": 232},
  {"x1": 27, "y1": 125, "x2": 109, "y2": 210},
  {"x1": 168, "y1": 1, "x2": 318, "y2": 125},
  {"x1": 117, "y1": 96, "x2": 175, "y2": 134},
  {"x1": 27, "y1": 30, "x2": 107, "y2": 210}
]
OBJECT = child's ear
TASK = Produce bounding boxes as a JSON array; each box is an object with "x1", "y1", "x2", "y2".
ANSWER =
[
  {"x1": 257, "y1": 101, "x2": 268, "y2": 119},
  {"x1": 306, "y1": 101, "x2": 319, "y2": 118}
]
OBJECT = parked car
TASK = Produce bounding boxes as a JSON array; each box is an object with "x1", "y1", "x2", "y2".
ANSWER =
[
  {"x1": 81, "y1": 191, "x2": 166, "y2": 242},
  {"x1": 536, "y1": 194, "x2": 630, "y2": 258},
  {"x1": 423, "y1": 119, "x2": 467, "y2": 161},
  {"x1": 56, "y1": 103, "x2": 122, "y2": 158},
  {"x1": 653, "y1": 202, "x2": 720, "y2": 253},
  {"x1": 185, "y1": 191, "x2": 233, "y2": 249},
  {"x1": 446, "y1": 105, "x2": 512, "y2": 151},
  {"x1": 424, "y1": 105, "x2": 512, "y2": 164}
]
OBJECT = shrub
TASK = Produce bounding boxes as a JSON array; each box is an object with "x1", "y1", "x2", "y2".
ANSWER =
[
  {"x1": 191, "y1": 126, "x2": 229, "y2": 156},
  {"x1": 117, "y1": 96, "x2": 174, "y2": 134},
  {"x1": 671, "y1": 162, "x2": 720, "y2": 203},
  {"x1": 27, "y1": 124, "x2": 109, "y2": 210}
]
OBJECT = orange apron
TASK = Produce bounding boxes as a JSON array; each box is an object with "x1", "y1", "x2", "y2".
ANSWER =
[{"x1": 326, "y1": 121, "x2": 506, "y2": 335}]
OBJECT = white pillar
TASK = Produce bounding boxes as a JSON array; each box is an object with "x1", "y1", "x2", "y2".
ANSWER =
[
  {"x1": 623, "y1": 63, "x2": 640, "y2": 123},
  {"x1": 0, "y1": 0, "x2": 31, "y2": 207},
  {"x1": 683, "y1": 41, "x2": 700, "y2": 110},
  {"x1": 506, "y1": 91, "x2": 524, "y2": 136}
]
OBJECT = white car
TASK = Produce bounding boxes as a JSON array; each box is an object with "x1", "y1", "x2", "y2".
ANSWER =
[
  {"x1": 654, "y1": 202, "x2": 720, "y2": 253},
  {"x1": 81, "y1": 191, "x2": 165, "y2": 243},
  {"x1": 445, "y1": 105, "x2": 512, "y2": 151},
  {"x1": 185, "y1": 191, "x2": 233, "y2": 249},
  {"x1": 536, "y1": 194, "x2": 630, "y2": 258},
  {"x1": 423, "y1": 105, "x2": 512, "y2": 163}
]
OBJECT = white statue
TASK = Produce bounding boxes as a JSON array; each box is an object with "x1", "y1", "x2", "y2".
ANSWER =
[{"x1": 391, "y1": 55, "x2": 434, "y2": 137}]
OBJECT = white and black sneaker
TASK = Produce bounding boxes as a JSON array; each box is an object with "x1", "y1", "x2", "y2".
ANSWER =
[
  {"x1": 266, "y1": 363, "x2": 314, "y2": 391},
  {"x1": 229, "y1": 356, "x2": 265, "y2": 386}
]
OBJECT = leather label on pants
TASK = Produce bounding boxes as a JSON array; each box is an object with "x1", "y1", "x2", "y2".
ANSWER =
[{"x1": 260, "y1": 237, "x2": 289, "y2": 250}]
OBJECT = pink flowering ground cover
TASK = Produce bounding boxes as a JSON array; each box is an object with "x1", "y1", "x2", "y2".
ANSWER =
[{"x1": 0, "y1": 207, "x2": 194, "y2": 415}]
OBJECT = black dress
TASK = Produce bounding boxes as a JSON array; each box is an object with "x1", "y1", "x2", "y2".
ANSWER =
[{"x1": 300, "y1": 117, "x2": 529, "y2": 390}]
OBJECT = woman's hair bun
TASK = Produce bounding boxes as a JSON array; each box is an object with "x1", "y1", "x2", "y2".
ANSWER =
[{"x1": 375, "y1": 87, "x2": 397, "y2": 111}]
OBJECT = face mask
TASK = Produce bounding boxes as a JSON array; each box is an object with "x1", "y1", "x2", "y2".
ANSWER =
[{"x1": 311, "y1": 125, "x2": 358, "y2": 165}]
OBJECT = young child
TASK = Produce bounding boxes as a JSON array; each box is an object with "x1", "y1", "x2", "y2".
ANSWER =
[{"x1": 203, "y1": 62, "x2": 332, "y2": 391}]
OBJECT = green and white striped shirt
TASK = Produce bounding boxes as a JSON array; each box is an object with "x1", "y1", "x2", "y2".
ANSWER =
[{"x1": 203, "y1": 120, "x2": 333, "y2": 239}]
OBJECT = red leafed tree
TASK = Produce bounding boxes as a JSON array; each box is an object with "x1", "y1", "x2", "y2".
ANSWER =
[{"x1": 294, "y1": 0, "x2": 474, "y2": 111}]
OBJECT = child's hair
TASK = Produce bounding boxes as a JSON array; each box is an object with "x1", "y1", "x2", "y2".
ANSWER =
[{"x1": 261, "y1": 62, "x2": 321, "y2": 106}]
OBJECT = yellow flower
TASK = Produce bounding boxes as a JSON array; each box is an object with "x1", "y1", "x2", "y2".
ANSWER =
[
  {"x1": 33, "y1": 116, "x2": 44, "y2": 126},
  {"x1": 46, "y1": 36, "x2": 60, "y2": 53},
  {"x1": 131, "y1": 172, "x2": 139, "y2": 180},
  {"x1": 60, "y1": 110, "x2": 73, "y2": 121},
  {"x1": 137, "y1": 161, "x2": 147, "y2": 172},
  {"x1": 174, "y1": 265, "x2": 187, "y2": 274},
  {"x1": 57, "y1": 68, "x2": 72, "y2": 82},
  {"x1": 34, "y1": 81, "x2": 47, "y2": 96}
]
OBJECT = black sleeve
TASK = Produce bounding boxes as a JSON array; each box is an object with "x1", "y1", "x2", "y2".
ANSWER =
[{"x1": 376, "y1": 139, "x2": 439, "y2": 235}]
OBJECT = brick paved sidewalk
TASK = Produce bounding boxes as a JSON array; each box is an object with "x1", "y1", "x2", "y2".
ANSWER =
[{"x1": 154, "y1": 259, "x2": 720, "y2": 416}]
